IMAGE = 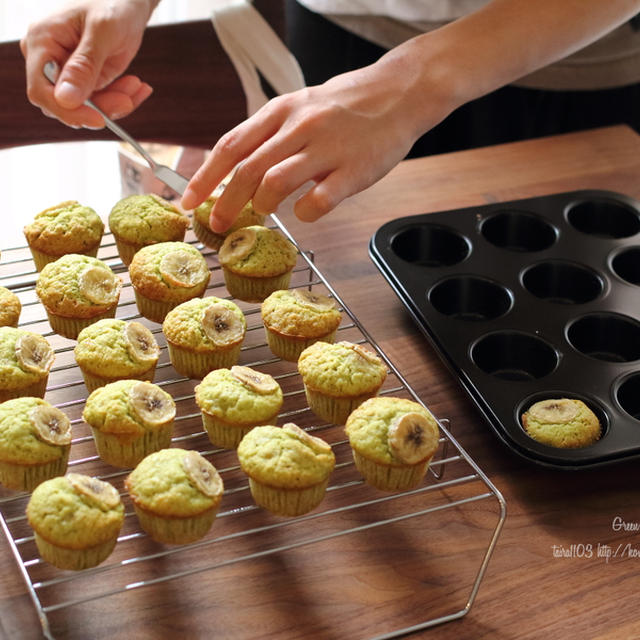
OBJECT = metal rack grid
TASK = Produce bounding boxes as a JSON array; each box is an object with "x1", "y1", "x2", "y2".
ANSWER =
[{"x1": 0, "y1": 217, "x2": 506, "y2": 640}]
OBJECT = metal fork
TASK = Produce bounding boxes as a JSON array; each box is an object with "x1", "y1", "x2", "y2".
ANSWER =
[{"x1": 43, "y1": 61, "x2": 189, "y2": 196}]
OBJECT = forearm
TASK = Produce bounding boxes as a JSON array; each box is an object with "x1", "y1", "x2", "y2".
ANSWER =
[{"x1": 378, "y1": 0, "x2": 640, "y2": 137}]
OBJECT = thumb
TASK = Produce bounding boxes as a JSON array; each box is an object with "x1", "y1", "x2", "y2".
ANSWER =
[{"x1": 54, "y1": 35, "x2": 107, "y2": 109}]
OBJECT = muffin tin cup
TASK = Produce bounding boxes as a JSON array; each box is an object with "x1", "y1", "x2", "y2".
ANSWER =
[{"x1": 370, "y1": 190, "x2": 640, "y2": 469}]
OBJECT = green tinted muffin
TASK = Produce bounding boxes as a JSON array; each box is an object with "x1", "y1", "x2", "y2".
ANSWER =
[
  {"x1": 0, "y1": 397, "x2": 71, "y2": 491},
  {"x1": 298, "y1": 341, "x2": 388, "y2": 425},
  {"x1": 261, "y1": 288, "x2": 342, "y2": 361},
  {"x1": 24, "y1": 200, "x2": 104, "y2": 271},
  {"x1": 0, "y1": 287, "x2": 22, "y2": 328},
  {"x1": 125, "y1": 448, "x2": 224, "y2": 544},
  {"x1": 0, "y1": 326, "x2": 54, "y2": 401},
  {"x1": 83, "y1": 379, "x2": 176, "y2": 468},
  {"x1": 129, "y1": 242, "x2": 211, "y2": 323},
  {"x1": 36, "y1": 254, "x2": 122, "y2": 339},
  {"x1": 192, "y1": 181, "x2": 265, "y2": 250},
  {"x1": 345, "y1": 397, "x2": 440, "y2": 491},
  {"x1": 218, "y1": 226, "x2": 298, "y2": 302},
  {"x1": 109, "y1": 194, "x2": 190, "y2": 265},
  {"x1": 237, "y1": 423, "x2": 335, "y2": 516},
  {"x1": 195, "y1": 366, "x2": 283, "y2": 448},
  {"x1": 162, "y1": 297, "x2": 246, "y2": 378},
  {"x1": 74, "y1": 319, "x2": 160, "y2": 391},
  {"x1": 521, "y1": 398, "x2": 601, "y2": 448},
  {"x1": 27, "y1": 473, "x2": 124, "y2": 570}
]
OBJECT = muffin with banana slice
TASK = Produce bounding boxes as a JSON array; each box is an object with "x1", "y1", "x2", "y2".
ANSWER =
[
  {"x1": 129, "y1": 241, "x2": 210, "y2": 323},
  {"x1": 83, "y1": 379, "x2": 176, "y2": 468},
  {"x1": 521, "y1": 398, "x2": 601, "y2": 448},
  {"x1": 192, "y1": 180, "x2": 265, "y2": 250},
  {"x1": 23, "y1": 200, "x2": 105, "y2": 271},
  {"x1": 36, "y1": 254, "x2": 122, "y2": 339},
  {"x1": 0, "y1": 397, "x2": 71, "y2": 491},
  {"x1": 218, "y1": 226, "x2": 298, "y2": 302},
  {"x1": 74, "y1": 319, "x2": 160, "y2": 392},
  {"x1": 345, "y1": 396, "x2": 440, "y2": 491},
  {"x1": 237, "y1": 423, "x2": 335, "y2": 516},
  {"x1": 298, "y1": 341, "x2": 388, "y2": 425},
  {"x1": 0, "y1": 327, "x2": 54, "y2": 402},
  {"x1": 27, "y1": 473, "x2": 124, "y2": 570},
  {"x1": 0, "y1": 287, "x2": 22, "y2": 328},
  {"x1": 109, "y1": 194, "x2": 190, "y2": 266},
  {"x1": 261, "y1": 288, "x2": 342, "y2": 362},
  {"x1": 162, "y1": 297, "x2": 246, "y2": 378},
  {"x1": 195, "y1": 366, "x2": 283, "y2": 449},
  {"x1": 125, "y1": 448, "x2": 224, "y2": 544}
]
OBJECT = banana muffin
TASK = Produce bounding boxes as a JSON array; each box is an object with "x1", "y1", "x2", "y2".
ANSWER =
[
  {"x1": 192, "y1": 180, "x2": 265, "y2": 250},
  {"x1": 162, "y1": 297, "x2": 246, "y2": 378},
  {"x1": 0, "y1": 287, "x2": 22, "y2": 328},
  {"x1": 0, "y1": 397, "x2": 71, "y2": 491},
  {"x1": 109, "y1": 194, "x2": 190, "y2": 266},
  {"x1": 298, "y1": 340, "x2": 388, "y2": 425},
  {"x1": 24, "y1": 200, "x2": 105, "y2": 271},
  {"x1": 36, "y1": 254, "x2": 122, "y2": 339},
  {"x1": 195, "y1": 366, "x2": 283, "y2": 449},
  {"x1": 0, "y1": 326, "x2": 54, "y2": 401},
  {"x1": 74, "y1": 319, "x2": 160, "y2": 392},
  {"x1": 345, "y1": 397, "x2": 440, "y2": 491},
  {"x1": 27, "y1": 473, "x2": 124, "y2": 570},
  {"x1": 217, "y1": 226, "x2": 298, "y2": 302},
  {"x1": 521, "y1": 398, "x2": 601, "y2": 448},
  {"x1": 237, "y1": 423, "x2": 335, "y2": 516},
  {"x1": 125, "y1": 448, "x2": 224, "y2": 544},
  {"x1": 83, "y1": 379, "x2": 176, "y2": 468},
  {"x1": 129, "y1": 241, "x2": 210, "y2": 323},
  {"x1": 261, "y1": 288, "x2": 342, "y2": 361}
]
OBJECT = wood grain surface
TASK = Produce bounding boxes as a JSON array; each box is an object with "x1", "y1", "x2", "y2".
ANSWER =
[{"x1": 1, "y1": 125, "x2": 640, "y2": 640}]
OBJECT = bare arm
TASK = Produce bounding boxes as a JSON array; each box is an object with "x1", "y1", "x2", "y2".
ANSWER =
[{"x1": 181, "y1": 0, "x2": 640, "y2": 227}]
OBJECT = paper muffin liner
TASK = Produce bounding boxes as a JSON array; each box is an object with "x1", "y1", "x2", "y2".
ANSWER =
[
  {"x1": 131, "y1": 502, "x2": 220, "y2": 545},
  {"x1": 222, "y1": 269, "x2": 292, "y2": 303},
  {"x1": 46, "y1": 306, "x2": 118, "y2": 340},
  {"x1": 90, "y1": 422, "x2": 174, "y2": 468},
  {"x1": 248, "y1": 477, "x2": 329, "y2": 517},
  {"x1": 264, "y1": 327, "x2": 337, "y2": 363},
  {"x1": 33, "y1": 530, "x2": 118, "y2": 570},
  {"x1": 0, "y1": 450, "x2": 69, "y2": 492},
  {"x1": 303, "y1": 385, "x2": 382, "y2": 426},
  {"x1": 166, "y1": 341, "x2": 241, "y2": 379},
  {"x1": 201, "y1": 411, "x2": 277, "y2": 450},
  {"x1": 79, "y1": 363, "x2": 157, "y2": 393},
  {"x1": 112, "y1": 236, "x2": 145, "y2": 267},
  {"x1": 133, "y1": 292, "x2": 182, "y2": 324},
  {"x1": 28, "y1": 244, "x2": 100, "y2": 272},
  {"x1": 351, "y1": 450, "x2": 431, "y2": 491},
  {"x1": 0, "y1": 375, "x2": 49, "y2": 403},
  {"x1": 192, "y1": 217, "x2": 225, "y2": 251}
]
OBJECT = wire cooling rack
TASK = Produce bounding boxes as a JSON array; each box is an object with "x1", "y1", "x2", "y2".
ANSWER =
[{"x1": 0, "y1": 216, "x2": 506, "y2": 640}]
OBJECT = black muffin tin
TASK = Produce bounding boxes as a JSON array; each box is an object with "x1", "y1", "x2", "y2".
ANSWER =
[{"x1": 369, "y1": 190, "x2": 640, "y2": 469}]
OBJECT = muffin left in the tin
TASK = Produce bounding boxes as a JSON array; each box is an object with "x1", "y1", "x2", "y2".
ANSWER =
[
  {"x1": 0, "y1": 397, "x2": 72, "y2": 492},
  {"x1": 23, "y1": 200, "x2": 105, "y2": 271},
  {"x1": 129, "y1": 242, "x2": 210, "y2": 323},
  {"x1": 27, "y1": 473, "x2": 124, "y2": 570},
  {"x1": 36, "y1": 254, "x2": 122, "y2": 339},
  {"x1": 83, "y1": 379, "x2": 176, "y2": 468},
  {"x1": 125, "y1": 448, "x2": 224, "y2": 544},
  {"x1": 0, "y1": 326, "x2": 54, "y2": 402},
  {"x1": 74, "y1": 318, "x2": 160, "y2": 392}
]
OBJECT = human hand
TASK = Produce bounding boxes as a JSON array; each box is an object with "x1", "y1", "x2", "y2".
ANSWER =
[
  {"x1": 21, "y1": 0, "x2": 159, "y2": 129},
  {"x1": 181, "y1": 48, "x2": 448, "y2": 230}
]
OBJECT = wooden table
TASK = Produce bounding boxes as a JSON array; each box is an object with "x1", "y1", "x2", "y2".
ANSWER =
[{"x1": 1, "y1": 125, "x2": 640, "y2": 640}]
